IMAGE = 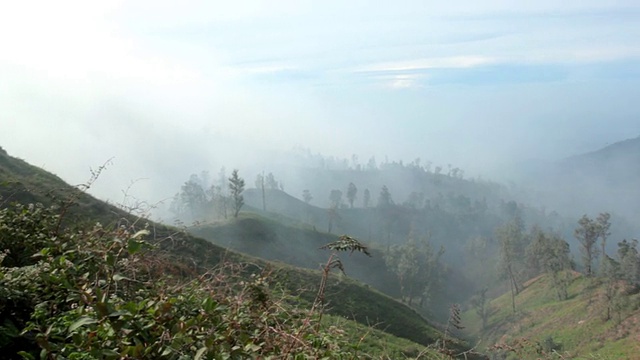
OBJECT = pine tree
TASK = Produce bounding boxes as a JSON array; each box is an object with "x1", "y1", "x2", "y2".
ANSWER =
[{"x1": 228, "y1": 169, "x2": 245, "y2": 218}]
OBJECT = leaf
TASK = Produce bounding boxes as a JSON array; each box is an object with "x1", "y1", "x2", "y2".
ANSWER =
[
  {"x1": 68, "y1": 317, "x2": 97, "y2": 332},
  {"x1": 127, "y1": 239, "x2": 143, "y2": 255},
  {"x1": 101, "y1": 349, "x2": 120, "y2": 359},
  {"x1": 132, "y1": 229, "x2": 150, "y2": 239},
  {"x1": 112, "y1": 273, "x2": 128, "y2": 282},
  {"x1": 17, "y1": 351, "x2": 35, "y2": 360},
  {"x1": 194, "y1": 347, "x2": 207, "y2": 360}
]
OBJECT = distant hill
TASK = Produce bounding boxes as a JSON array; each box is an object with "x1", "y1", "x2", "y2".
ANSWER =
[
  {"x1": 561, "y1": 135, "x2": 640, "y2": 184},
  {"x1": 506, "y1": 135, "x2": 640, "y2": 237}
]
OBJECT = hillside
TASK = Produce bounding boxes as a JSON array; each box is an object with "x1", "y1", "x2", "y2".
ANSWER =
[
  {"x1": 0, "y1": 146, "x2": 467, "y2": 358},
  {"x1": 463, "y1": 272, "x2": 640, "y2": 359},
  {"x1": 190, "y1": 212, "x2": 399, "y2": 293},
  {"x1": 510, "y1": 135, "x2": 640, "y2": 223}
]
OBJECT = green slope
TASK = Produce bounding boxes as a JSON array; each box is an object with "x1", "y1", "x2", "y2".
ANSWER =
[
  {"x1": 0, "y1": 146, "x2": 467, "y2": 356},
  {"x1": 190, "y1": 213, "x2": 399, "y2": 294},
  {"x1": 463, "y1": 272, "x2": 640, "y2": 359},
  {"x1": 189, "y1": 213, "x2": 455, "y2": 348}
]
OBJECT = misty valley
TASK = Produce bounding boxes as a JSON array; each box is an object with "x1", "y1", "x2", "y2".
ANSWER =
[{"x1": 2, "y1": 136, "x2": 640, "y2": 359}]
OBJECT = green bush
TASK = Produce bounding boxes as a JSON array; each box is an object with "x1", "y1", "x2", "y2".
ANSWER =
[{"x1": 0, "y1": 203, "x2": 356, "y2": 359}]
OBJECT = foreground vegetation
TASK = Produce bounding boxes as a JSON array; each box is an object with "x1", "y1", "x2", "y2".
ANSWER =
[{"x1": 0, "y1": 202, "x2": 460, "y2": 359}]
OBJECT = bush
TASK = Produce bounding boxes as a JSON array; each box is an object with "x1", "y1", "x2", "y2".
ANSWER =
[{"x1": 0, "y1": 202, "x2": 355, "y2": 359}]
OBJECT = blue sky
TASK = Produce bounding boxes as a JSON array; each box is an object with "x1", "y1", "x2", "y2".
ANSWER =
[{"x1": 1, "y1": 1, "x2": 639, "y2": 207}]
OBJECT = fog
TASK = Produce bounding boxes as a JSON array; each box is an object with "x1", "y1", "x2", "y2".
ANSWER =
[{"x1": 2, "y1": 1, "x2": 640, "y2": 224}]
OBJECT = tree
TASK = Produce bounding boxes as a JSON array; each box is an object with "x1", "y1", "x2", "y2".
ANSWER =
[
  {"x1": 617, "y1": 239, "x2": 640, "y2": 286},
  {"x1": 218, "y1": 167, "x2": 229, "y2": 219},
  {"x1": 366, "y1": 157, "x2": 377, "y2": 171},
  {"x1": 377, "y1": 185, "x2": 393, "y2": 208},
  {"x1": 302, "y1": 189, "x2": 313, "y2": 204},
  {"x1": 346, "y1": 182, "x2": 357, "y2": 208},
  {"x1": 329, "y1": 189, "x2": 342, "y2": 209},
  {"x1": 255, "y1": 173, "x2": 266, "y2": 211},
  {"x1": 327, "y1": 190, "x2": 343, "y2": 233},
  {"x1": 470, "y1": 288, "x2": 489, "y2": 330},
  {"x1": 601, "y1": 256, "x2": 621, "y2": 321},
  {"x1": 596, "y1": 212, "x2": 611, "y2": 266},
  {"x1": 526, "y1": 227, "x2": 573, "y2": 300},
  {"x1": 384, "y1": 237, "x2": 444, "y2": 307},
  {"x1": 363, "y1": 188, "x2": 371, "y2": 208},
  {"x1": 265, "y1": 172, "x2": 279, "y2": 190},
  {"x1": 377, "y1": 186, "x2": 396, "y2": 243},
  {"x1": 178, "y1": 174, "x2": 207, "y2": 219},
  {"x1": 574, "y1": 215, "x2": 601, "y2": 276},
  {"x1": 228, "y1": 169, "x2": 245, "y2": 218},
  {"x1": 496, "y1": 216, "x2": 526, "y2": 313}
]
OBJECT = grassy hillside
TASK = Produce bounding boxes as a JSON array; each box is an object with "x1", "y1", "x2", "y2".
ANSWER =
[
  {"x1": 190, "y1": 212, "x2": 399, "y2": 294},
  {"x1": 188, "y1": 213, "x2": 459, "y2": 348},
  {"x1": 463, "y1": 272, "x2": 640, "y2": 359},
  {"x1": 0, "y1": 146, "x2": 471, "y2": 357}
]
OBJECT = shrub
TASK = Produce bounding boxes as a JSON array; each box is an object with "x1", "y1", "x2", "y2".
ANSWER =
[{"x1": 0, "y1": 203, "x2": 355, "y2": 359}]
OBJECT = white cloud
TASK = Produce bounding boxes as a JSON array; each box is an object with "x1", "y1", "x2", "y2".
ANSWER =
[{"x1": 356, "y1": 56, "x2": 498, "y2": 73}]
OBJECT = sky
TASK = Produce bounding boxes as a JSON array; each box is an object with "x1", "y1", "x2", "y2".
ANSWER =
[{"x1": 1, "y1": 1, "x2": 640, "y2": 211}]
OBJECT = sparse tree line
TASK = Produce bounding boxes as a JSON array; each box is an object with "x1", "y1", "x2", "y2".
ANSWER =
[
  {"x1": 489, "y1": 208, "x2": 640, "y2": 323},
  {"x1": 170, "y1": 168, "x2": 245, "y2": 222},
  {"x1": 291, "y1": 148, "x2": 468, "y2": 180}
]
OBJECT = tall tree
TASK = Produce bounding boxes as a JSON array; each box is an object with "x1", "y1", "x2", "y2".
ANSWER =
[
  {"x1": 496, "y1": 216, "x2": 526, "y2": 313},
  {"x1": 265, "y1": 172, "x2": 279, "y2": 190},
  {"x1": 601, "y1": 256, "x2": 621, "y2": 321},
  {"x1": 329, "y1": 190, "x2": 342, "y2": 208},
  {"x1": 179, "y1": 174, "x2": 207, "y2": 219},
  {"x1": 574, "y1": 215, "x2": 601, "y2": 276},
  {"x1": 617, "y1": 239, "x2": 640, "y2": 285},
  {"x1": 526, "y1": 227, "x2": 573, "y2": 300},
  {"x1": 255, "y1": 173, "x2": 266, "y2": 211},
  {"x1": 218, "y1": 167, "x2": 228, "y2": 219},
  {"x1": 346, "y1": 182, "x2": 358, "y2": 208},
  {"x1": 327, "y1": 190, "x2": 343, "y2": 233},
  {"x1": 377, "y1": 185, "x2": 393, "y2": 208},
  {"x1": 470, "y1": 288, "x2": 489, "y2": 330},
  {"x1": 228, "y1": 169, "x2": 245, "y2": 218},
  {"x1": 597, "y1": 212, "x2": 611, "y2": 267},
  {"x1": 363, "y1": 188, "x2": 371, "y2": 208},
  {"x1": 377, "y1": 185, "x2": 395, "y2": 242},
  {"x1": 384, "y1": 237, "x2": 444, "y2": 307}
]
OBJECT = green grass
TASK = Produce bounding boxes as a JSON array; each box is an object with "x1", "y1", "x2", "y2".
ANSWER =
[
  {"x1": 463, "y1": 272, "x2": 640, "y2": 359},
  {"x1": 322, "y1": 314, "x2": 451, "y2": 359}
]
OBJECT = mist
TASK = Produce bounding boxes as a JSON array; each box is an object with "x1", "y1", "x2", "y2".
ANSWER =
[{"x1": 2, "y1": 1, "x2": 640, "y2": 225}]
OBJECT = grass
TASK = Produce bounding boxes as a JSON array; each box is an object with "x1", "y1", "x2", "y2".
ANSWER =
[
  {"x1": 188, "y1": 212, "x2": 462, "y2": 348},
  {"x1": 322, "y1": 314, "x2": 451, "y2": 359},
  {"x1": 463, "y1": 272, "x2": 640, "y2": 359}
]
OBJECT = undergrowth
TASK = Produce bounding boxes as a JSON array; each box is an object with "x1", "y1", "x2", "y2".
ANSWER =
[
  {"x1": 0, "y1": 202, "x2": 359, "y2": 359},
  {"x1": 0, "y1": 201, "x2": 459, "y2": 359}
]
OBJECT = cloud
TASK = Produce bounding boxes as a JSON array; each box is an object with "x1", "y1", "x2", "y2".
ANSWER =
[{"x1": 1, "y1": 0, "x2": 640, "y2": 211}]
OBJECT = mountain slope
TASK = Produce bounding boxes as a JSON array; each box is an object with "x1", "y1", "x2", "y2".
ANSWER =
[
  {"x1": 0, "y1": 146, "x2": 460, "y2": 354},
  {"x1": 510, "y1": 135, "x2": 640, "y2": 221},
  {"x1": 463, "y1": 272, "x2": 640, "y2": 359}
]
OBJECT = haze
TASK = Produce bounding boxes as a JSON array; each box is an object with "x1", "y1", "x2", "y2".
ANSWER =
[{"x1": 2, "y1": 1, "x2": 640, "y2": 212}]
